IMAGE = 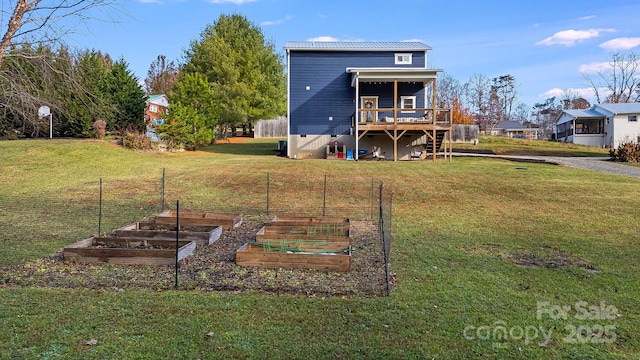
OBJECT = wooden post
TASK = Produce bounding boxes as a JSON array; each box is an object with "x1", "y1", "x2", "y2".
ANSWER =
[
  {"x1": 393, "y1": 79, "x2": 398, "y2": 161},
  {"x1": 432, "y1": 78, "x2": 437, "y2": 161}
]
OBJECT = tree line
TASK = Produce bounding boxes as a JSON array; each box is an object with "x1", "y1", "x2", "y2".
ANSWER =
[{"x1": 0, "y1": 45, "x2": 145, "y2": 139}]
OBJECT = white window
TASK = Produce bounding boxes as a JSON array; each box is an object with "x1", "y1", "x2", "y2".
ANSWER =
[
  {"x1": 395, "y1": 53, "x2": 412, "y2": 65},
  {"x1": 629, "y1": 115, "x2": 637, "y2": 122},
  {"x1": 400, "y1": 96, "x2": 416, "y2": 113},
  {"x1": 149, "y1": 104, "x2": 158, "y2": 113}
]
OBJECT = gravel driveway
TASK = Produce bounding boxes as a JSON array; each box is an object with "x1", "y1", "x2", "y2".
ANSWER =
[{"x1": 453, "y1": 153, "x2": 640, "y2": 179}]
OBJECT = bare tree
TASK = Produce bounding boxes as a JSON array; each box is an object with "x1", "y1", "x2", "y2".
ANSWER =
[
  {"x1": 491, "y1": 74, "x2": 518, "y2": 121},
  {"x1": 0, "y1": 0, "x2": 118, "y2": 67},
  {"x1": 561, "y1": 90, "x2": 590, "y2": 110},
  {"x1": 464, "y1": 73, "x2": 490, "y2": 131},
  {"x1": 144, "y1": 55, "x2": 178, "y2": 95},
  {"x1": 582, "y1": 52, "x2": 640, "y2": 104}
]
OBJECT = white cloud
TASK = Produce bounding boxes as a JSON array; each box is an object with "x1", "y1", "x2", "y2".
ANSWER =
[
  {"x1": 307, "y1": 36, "x2": 339, "y2": 42},
  {"x1": 600, "y1": 37, "x2": 640, "y2": 51},
  {"x1": 535, "y1": 28, "x2": 615, "y2": 46},
  {"x1": 207, "y1": 0, "x2": 257, "y2": 4},
  {"x1": 261, "y1": 15, "x2": 293, "y2": 26},
  {"x1": 539, "y1": 87, "x2": 607, "y2": 102},
  {"x1": 579, "y1": 15, "x2": 595, "y2": 21},
  {"x1": 540, "y1": 88, "x2": 566, "y2": 99},
  {"x1": 578, "y1": 61, "x2": 612, "y2": 73}
]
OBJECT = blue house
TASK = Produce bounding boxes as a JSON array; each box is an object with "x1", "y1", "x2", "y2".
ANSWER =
[{"x1": 284, "y1": 41, "x2": 452, "y2": 161}]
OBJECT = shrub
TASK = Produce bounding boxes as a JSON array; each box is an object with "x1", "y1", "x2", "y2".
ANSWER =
[
  {"x1": 93, "y1": 120, "x2": 107, "y2": 139},
  {"x1": 609, "y1": 141, "x2": 640, "y2": 162},
  {"x1": 122, "y1": 130, "x2": 152, "y2": 150}
]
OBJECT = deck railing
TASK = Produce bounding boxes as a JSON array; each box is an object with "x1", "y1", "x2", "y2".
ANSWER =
[{"x1": 357, "y1": 108, "x2": 451, "y2": 125}]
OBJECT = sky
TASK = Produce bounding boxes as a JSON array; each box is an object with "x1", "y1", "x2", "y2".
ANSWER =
[{"x1": 69, "y1": 0, "x2": 640, "y2": 109}]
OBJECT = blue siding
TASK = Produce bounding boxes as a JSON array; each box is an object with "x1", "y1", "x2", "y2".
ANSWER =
[{"x1": 289, "y1": 50, "x2": 426, "y2": 135}]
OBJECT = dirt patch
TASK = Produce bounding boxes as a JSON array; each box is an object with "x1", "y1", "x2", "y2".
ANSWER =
[
  {"x1": 506, "y1": 250, "x2": 596, "y2": 270},
  {"x1": 0, "y1": 217, "x2": 388, "y2": 297},
  {"x1": 463, "y1": 244, "x2": 597, "y2": 271}
]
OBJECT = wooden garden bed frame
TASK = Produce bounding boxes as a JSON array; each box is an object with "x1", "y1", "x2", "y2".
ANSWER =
[
  {"x1": 115, "y1": 222, "x2": 223, "y2": 246},
  {"x1": 269, "y1": 216, "x2": 350, "y2": 230},
  {"x1": 63, "y1": 237, "x2": 196, "y2": 265},
  {"x1": 236, "y1": 216, "x2": 352, "y2": 272},
  {"x1": 235, "y1": 243, "x2": 351, "y2": 272},
  {"x1": 153, "y1": 210, "x2": 242, "y2": 230},
  {"x1": 254, "y1": 225, "x2": 350, "y2": 252}
]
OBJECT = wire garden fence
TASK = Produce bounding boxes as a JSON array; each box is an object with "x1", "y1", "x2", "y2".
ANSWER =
[{"x1": 3, "y1": 169, "x2": 394, "y2": 295}]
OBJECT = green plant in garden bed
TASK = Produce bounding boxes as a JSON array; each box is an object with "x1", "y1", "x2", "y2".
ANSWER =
[{"x1": 0, "y1": 138, "x2": 639, "y2": 359}]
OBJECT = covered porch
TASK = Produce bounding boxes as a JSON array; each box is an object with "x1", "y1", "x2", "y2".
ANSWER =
[
  {"x1": 348, "y1": 67, "x2": 452, "y2": 161},
  {"x1": 556, "y1": 111, "x2": 606, "y2": 147}
]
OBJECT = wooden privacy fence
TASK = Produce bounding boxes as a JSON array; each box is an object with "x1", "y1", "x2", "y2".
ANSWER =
[
  {"x1": 254, "y1": 116, "x2": 287, "y2": 138},
  {"x1": 451, "y1": 124, "x2": 479, "y2": 142}
]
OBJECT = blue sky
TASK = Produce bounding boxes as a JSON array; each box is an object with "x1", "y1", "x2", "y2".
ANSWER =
[{"x1": 71, "y1": 0, "x2": 640, "y2": 109}]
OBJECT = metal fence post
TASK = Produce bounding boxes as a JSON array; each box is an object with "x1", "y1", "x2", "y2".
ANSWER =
[
  {"x1": 323, "y1": 175, "x2": 327, "y2": 216},
  {"x1": 266, "y1": 172, "x2": 270, "y2": 217},
  {"x1": 175, "y1": 200, "x2": 179, "y2": 290},
  {"x1": 98, "y1": 178, "x2": 103, "y2": 235},
  {"x1": 161, "y1": 168, "x2": 166, "y2": 212}
]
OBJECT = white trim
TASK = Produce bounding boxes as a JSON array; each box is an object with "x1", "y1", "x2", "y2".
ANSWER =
[
  {"x1": 360, "y1": 96, "x2": 379, "y2": 123},
  {"x1": 355, "y1": 80, "x2": 360, "y2": 160},
  {"x1": 286, "y1": 49, "x2": 291, "y2": 158},
  {"x1": 400, "y1": 96, "x2": 416, "y2": 113},
  {"x1": 394, "y1": 53, "x2": 412, "y2": 65}
]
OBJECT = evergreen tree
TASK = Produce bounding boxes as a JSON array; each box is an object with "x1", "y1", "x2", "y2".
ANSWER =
[{"x1": 182, "y1": 14, "x2": 286, "y2": 137}]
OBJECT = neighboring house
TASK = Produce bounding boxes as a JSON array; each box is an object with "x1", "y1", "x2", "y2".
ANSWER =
[
  {"x1": 284, "y1": 41, "x2": 452, "y2": 161},
  {"x1": 145, "y1": 94, "x2": 169, "y2": 126},
  {"x1": 490, "y1": 121, "x2": 538, "y2": 139},
  {"x1": 554, "y1": 103, "x2": 640, "y2": 148},
  {"x1": 145, "y1": 94, "x2": 169, "y2": 142}
]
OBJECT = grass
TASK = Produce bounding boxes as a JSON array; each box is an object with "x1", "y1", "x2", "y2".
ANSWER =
[
  {"x1": 452, "y1": 135, "x2": 610, "y2": 157},
  {"x1": 1, "y1": 138, "x2": 639, "y2": 359}
]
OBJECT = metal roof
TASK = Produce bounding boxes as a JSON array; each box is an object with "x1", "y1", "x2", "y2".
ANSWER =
[
  {"x1": 284, "y1": 41, "x2": 431, "y2": 51},
  {"x1": 594, "y1": 103, "x2": 640, "y2": 114},
  {"x1": 564, "y1": 109, "x2": 606, "y2": 118}
]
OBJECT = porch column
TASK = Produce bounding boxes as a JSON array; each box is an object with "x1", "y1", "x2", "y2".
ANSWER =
[
  {"x1": 393, "y1": 79, "x2": 398, "y2": 161},
  {"x1": 355, "y1": 75, "x2": 360, "y2": 160},
  {"x1": 432, "y1": 77, "x2": 437, "y2": 161}
]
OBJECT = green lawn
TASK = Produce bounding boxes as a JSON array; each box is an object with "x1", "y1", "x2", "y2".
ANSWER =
[
  {"x1": 0, "y1": 138, "x2": 638, "y2": 359},
  {"x1": 453, "y1": 135, "x2": 610, "y2": 157}
]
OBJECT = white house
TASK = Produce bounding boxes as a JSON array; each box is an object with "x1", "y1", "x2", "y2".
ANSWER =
[{"x1": 554, "y1": 103, "x2": 640, "y2": 148}]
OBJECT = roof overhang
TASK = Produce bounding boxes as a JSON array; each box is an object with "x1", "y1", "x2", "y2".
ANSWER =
[{"x1": 347, "y1": 67, "x2": 442, "y2": 87}]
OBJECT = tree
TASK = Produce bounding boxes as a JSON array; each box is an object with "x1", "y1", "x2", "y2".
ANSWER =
[
  {"x1": 464, "y1": 73, "x2": 490, "y2": 131},
  {"x1": 144, "y1": 55, "x2": 178, "y2": 95},
  {"x1": 491, "y1": 74, "x2": 518, "y2": 121},
  {"x1": 561, "y1": 90, "x2": 590, "y2": 110},
  {"x1": 181, "y1": 14, "x2": 286, "y2": 137},
  {"x1": 105, "y1": 59, "x2": 146, "y2": 132},
  {"x1": 436, "y1": 73, "x2": 463, "y2": 109},
  {"x1": 450, "y1": 98, "x2": 473, "y2": 124},
  {"x1": 582, "y1": 51, "x2": 640, "y2": 103},
  {"x1": 532, "y1": 97, "x2": 560, "y2": 138},
  {"x1": 158, "y1": 72, "x2": 217, "y2": 149},
  {"x1": 0, "y1": 0, "x2": 118, "y2": 68}
]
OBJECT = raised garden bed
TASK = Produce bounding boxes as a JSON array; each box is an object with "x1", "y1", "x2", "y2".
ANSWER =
[
  {"x1": 63, "y1": 237, "x2": 196, "y2": 265},
  {"x1": 269, "y1": 215, "x2": 350, "y2": 230},
  {"x1": 254, "y1": 225, "x2": 350, "y2": 252},
  {"x1": 114, "y1": 222, "x2": 223, "y2": 246},
  {"x1": 236, "y1": 216, "x2": 352, "y2": 272},
  {"x1": 153, "y1": 210, "x2": 242, "y2": 230},
  {"x1": 235, "y1": 243, "x2": 351, "y2": 272}
]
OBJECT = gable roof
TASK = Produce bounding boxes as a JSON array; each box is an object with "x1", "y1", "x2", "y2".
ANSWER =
[
  {"x1": 494, "y1": 121, "x2": 537, "y2": 131},
  {"x1": 284, "y1": 41, "x2": 431, "y2": 51},
  {"x1": 594, "y1": 103, "x2": 640, "y2": 115}
]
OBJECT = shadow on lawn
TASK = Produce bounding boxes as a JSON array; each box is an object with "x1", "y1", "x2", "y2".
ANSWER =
[{"x1": 200, "y1": 139, "x2": 283, "y2": 156}]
